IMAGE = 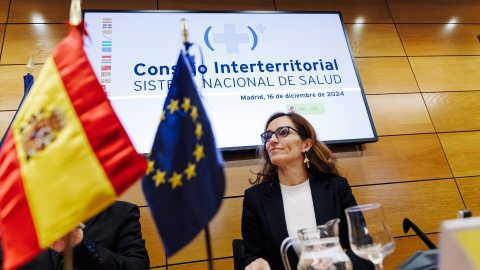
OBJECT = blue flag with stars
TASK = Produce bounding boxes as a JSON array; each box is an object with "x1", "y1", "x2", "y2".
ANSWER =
[{"x1": 142, "y1": 51, "x2": 225, "y2": 256}]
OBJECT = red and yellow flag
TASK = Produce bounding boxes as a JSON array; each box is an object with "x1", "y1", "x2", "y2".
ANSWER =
[{"x1": 0, "y1": 25, "x2": 147, "y2": 269}]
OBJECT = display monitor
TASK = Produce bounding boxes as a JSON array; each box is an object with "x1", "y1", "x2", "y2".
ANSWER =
[{"x1": 82, "y1": 10, "x2": 377, "y2": 153}]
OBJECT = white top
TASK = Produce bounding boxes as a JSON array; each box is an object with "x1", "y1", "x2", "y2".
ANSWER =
[{"x1": 280, "y1": 179, "x2": 317, "y2": 256}]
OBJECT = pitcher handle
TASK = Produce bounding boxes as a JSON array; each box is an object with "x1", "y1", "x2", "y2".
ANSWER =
[{"x1": 280, "y1": 236, "x2": 300, "y2": 270}]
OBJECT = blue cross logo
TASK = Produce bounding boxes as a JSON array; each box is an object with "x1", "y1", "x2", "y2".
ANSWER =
[
  {"x1": 213, "y1": 24, "x2": 249, "y2": 54},
  {"x1": 204, "y1": 23, "x2": 261, "y2": 53}
]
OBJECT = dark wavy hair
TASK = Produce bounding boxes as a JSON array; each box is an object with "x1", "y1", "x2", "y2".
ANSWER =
[{"x1": 251, "y1": 112, "x2": 341, "y2": 184}]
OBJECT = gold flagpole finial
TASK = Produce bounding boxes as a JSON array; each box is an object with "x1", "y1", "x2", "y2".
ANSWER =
[
  {"x1": 26, "y1": 55, "x2": 35, "y2": 74},
  {"x1": 181, "y1": 19, "x2": 189, "y2": 53},
  {"x1": 69, "y1": 0, "x2": 82, "y2": 26}
]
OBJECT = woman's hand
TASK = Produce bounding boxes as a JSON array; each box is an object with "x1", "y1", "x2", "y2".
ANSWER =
[
  {"x1": 49, "y1": 227, "x2": 84, "y2": 253},
  {"x1": 245, "y1": 258, "x2": 271, "y2": 270}
]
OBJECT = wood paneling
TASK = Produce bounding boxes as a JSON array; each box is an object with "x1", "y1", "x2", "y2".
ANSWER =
[
  {"x1": 355, "y1": 57, "x2": 419, "y2": 94},
  {"x1": 367, "y1": 93, "x2": 434, "y2": 136},
  {"x1": 0, "y1": 24, "x2": 5, "y2": 48},
  {"x1": 338, "y1": 134, "x2": 452, "y2": 186},
  {"x1": 456, "y1": 176, "x2": 480, "y2": 215},
  {"x1": 82, "y1": 0, "x2": 157, "y2": 11},
  {"x1": 0, "y1": 111, "x2": 15, "y2": 138},
  {"x1": 1, "y1": 24, "x2": 68, "y2": 64},
  {"x1": 0, "y1": 0, "x2": 8, "y2": 23},
  {"x1": 275, "y1": 0, "x2": 393, "y2": 23},
  {"x1": 7, "y1": 0, "x2": 157, "y2": 23},
  {"x1": 424, "y1": 92, "x2": 480, "y2": 132},
  {"x1": 139, "y1": 207, "x2": 167, "y2": 268},
  {"x1": 225, "y1": 165, "x2": 259, "y2": 197},
  {"x1": 384, "y1": 234, "x2": 439, "y2": 270},
  {"x1": 167, "y1": 230, "x2": 208, "y2": 264},
  {"x1": 345, "y1": 24, "x2": 405, "y2": 57},
  {"x1": 409, "y1": 56, "x2": 480, "y2": 92},
  {"x1": 210, "y1": 198, "x2": 243, "y2": 258},
  {"x1": 397, "y1": 24, "x2": 480, "y2": 56},
  {"x1": 439, "y1": 131, "x2": 480, "y2": 177},
  {"x1": 387, "y1": 0, "x2": 480, "y2": 23},
  {"x1": 157, "y1": 0, "x2": 275, "y2": 11},
  {"x1": 0, "y1": 65, "x2": 43, "y2": 110},
  {"x1": 168, "y1": 258, "x2": 234, "y2": 270},
  {"x1": 119, "y1": 181, "x2": 147, "y2": 206},
  {"x1": 352, "y1": 179, "x2": 464, "y2": 236}
]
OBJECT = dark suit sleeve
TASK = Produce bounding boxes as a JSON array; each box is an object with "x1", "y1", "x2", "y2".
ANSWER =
[
  {"x1": 241, "y1": 188, "x2": 266, "y2": 267},
  {"x1": 338, "y1": 178, "x2": 374, "y2": 270},
  {"x1": 72, "y1": 203, "x2": 149, "y2": 270}
]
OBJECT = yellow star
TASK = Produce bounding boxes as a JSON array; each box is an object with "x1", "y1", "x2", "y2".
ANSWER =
[
  {"x1": 152, "y1": 169, "x2": 166, "y2": 187},
  {"x1": 190, "y1": 106, "x2": 198, "y2": 122},
  {"x1": 193, "y1": 144, "x2": 205, "y2": 162},
  {"x1": 168, "y1": 171, "x2": 183, "y2": 189},
  {"x1": 195, "y1": 123, "x2": 203, "y2": 140},
  {"x1": 167, "y1": 99, "x2": 179, "y2": 114},
  {"x1": 184, "y1": 162, "x2": 197, "y2": 180},
  {"x1": 161, "y1": 110, "x2": 166, "y2": 121},
  {"x1": 146, "y1": 159, "x2": 155, "y2": 175},
  {"x1": 181, "y1": 98, "x2": 191, "y2": 113}
]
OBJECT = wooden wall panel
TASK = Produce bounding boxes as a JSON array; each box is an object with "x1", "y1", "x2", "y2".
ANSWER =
[
  {"x1": 409, "y1": 56, "x2": 480, "y2": 92},
  {"x1": 424, "y1": 92, "x2": 480, "y2": 133},
  {"x1": 275, "y1": 0, "x2": 393, "y2": 23},
  {"x1": 224, "y1": 165, "x2": 259, "y2": 197},
  {"x1": 119, "y1": 181, "x2": 147, "y2": 206},
  {"x1": 168, "y1": 230, "x2": 208, "y2": 264},
  {"x1": 456, "y1": 176, "x2": 480, "y2": 215},
  {"x1": 352, "y1": 179, "x2": 464, "y2": 236},
  {"x1": 210, "y1": 198, "x2": 243, "y2": 258},
  {"x1": 387, "y1": 0, "x2": 480, "y2": 23},
  {"x1": 1, "y1": 24, "x2": 68, "y2": 64},
  {"x1": 139, "y1": 207, "x2": 167, "y2": 268},
  {"x1": 168, "y1": 259, "x2": 234, "y2": 269},
  {"x1": 355, "y1": 57, "x2": 419, "y2": 94},
  {"x1": 0, "y1": 0, "x2": 8, "y2": 23},
  {"x1": 338, "y1": 134, "x2": 452, "y2": 186},
  {"x1": 397, "y1": 24, "x2": 480, "y2": 56},
  {"x1": 7, "y1": 0, "x2": 157, "y2": 23},
  {"x1": 0, "y1": 111, "x2": 15, "y2": 138},
  {"x1": 157, "y1": 0, "x2": 275, "y2": 11},
  {"x1": 0, "y1": 24, "x2": 5, "y2": 48},
  {"x1": 0, "y1": 65, "x2": 43, "y2": 110},
  {"x1": 384, "y1": 234, "x2": 439, "y2": 270},
  {"x1": 345, "y1": 24, "x2": 405, "y2": 57},
  {"x1": 82, "y1": 0, "x2": 158, "y2": 11},
  {"x1": 438, "y1": 132, "x2": 480, "y2": 177},
  {"x1": 366, "y1": 93, "x2": 435, "y2": 136}
]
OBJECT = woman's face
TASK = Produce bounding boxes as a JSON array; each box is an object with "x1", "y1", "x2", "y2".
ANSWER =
[{"x1": 265, "y1": 116, "x2": 308, "y2": 167}]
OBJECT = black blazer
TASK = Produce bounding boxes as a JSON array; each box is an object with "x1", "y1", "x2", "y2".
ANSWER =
[
  {"x1": 2, "y1": 201, "x2": 150, "y2": 270},
  {"x1": 241, "y1": 175, "x2": 373, "y2": 270}
]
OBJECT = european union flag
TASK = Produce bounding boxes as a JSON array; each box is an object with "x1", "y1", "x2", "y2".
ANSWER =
[{"x1": 142, "y1": 51, "x2": 225, "y2": 256}]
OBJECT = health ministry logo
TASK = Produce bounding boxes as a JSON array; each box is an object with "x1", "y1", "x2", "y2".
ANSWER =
[{"x1": 204, "y1": 23, "x2": 266, "y2": 53}]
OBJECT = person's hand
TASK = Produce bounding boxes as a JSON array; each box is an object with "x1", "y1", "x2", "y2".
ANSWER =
[
  {"x1": 245, "y1": 258, "x2": 271, "y2": 270},
  {"x1": 49, "y1": 227, "x2": 84, "y2": 253}
]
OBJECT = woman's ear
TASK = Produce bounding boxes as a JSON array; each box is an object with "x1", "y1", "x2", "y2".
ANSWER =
[{"x1": 303, "y1": 138, "x2": 313, "y2": 152}]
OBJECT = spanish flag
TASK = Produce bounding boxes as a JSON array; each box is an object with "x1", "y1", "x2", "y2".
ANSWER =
[{"x1": 0, "y1": 25, "x2": 147, "y2": 269}]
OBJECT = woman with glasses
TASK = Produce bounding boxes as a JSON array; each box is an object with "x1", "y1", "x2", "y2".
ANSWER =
[{"x1": 242, "y1": 112, "x2": 373, "y2": 270}]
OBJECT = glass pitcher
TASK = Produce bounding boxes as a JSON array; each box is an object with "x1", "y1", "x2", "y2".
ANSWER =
[{"x1": 280, "y1": 218, "x2": 352, "y2": 270}]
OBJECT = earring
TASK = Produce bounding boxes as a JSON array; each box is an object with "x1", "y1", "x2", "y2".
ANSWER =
[{"x1": 304, "y1": 152, "x2": 310, "y2": 169}]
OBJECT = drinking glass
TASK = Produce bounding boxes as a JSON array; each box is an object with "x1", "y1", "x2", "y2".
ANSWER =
[{"x1": 345, "y1": 204, "x2": 395, "y2": 270}]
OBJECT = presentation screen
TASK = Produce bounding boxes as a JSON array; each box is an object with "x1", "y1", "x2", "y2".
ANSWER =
[{"x1": 83, "y1": 11, "x2": 377, "y2": 153}]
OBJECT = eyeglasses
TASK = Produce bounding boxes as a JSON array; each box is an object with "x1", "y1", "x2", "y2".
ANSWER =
[{"x1": 260, "y1": 126, "x2": 307, "y2": 143}]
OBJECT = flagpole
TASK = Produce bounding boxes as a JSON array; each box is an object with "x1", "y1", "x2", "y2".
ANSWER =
[
  {"x1": 62, "y1": 1, "x2": 82, "y2": 270},
  {"x1": 63, "y1": 232, "x2": 74, "y2": 270},
  {"x1": 181, "y1": 18, "x2": 213, "y2": 270},
  {"x1": 205, "y1": 226, "x2": 214, "y2": 270}
]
